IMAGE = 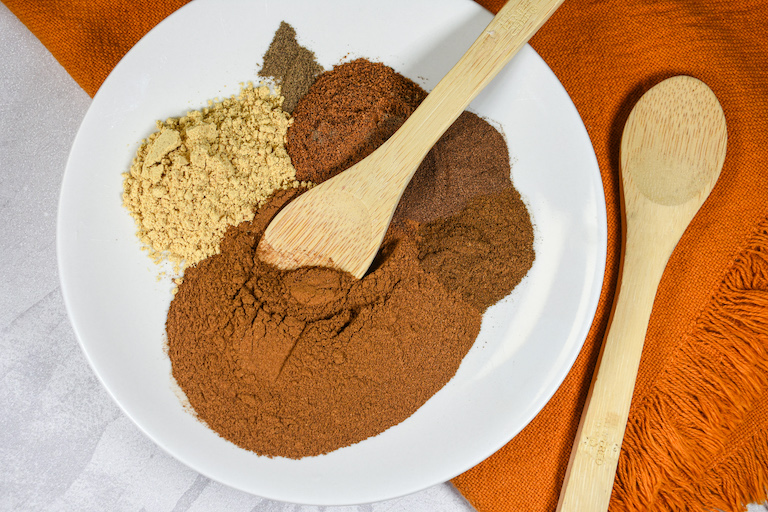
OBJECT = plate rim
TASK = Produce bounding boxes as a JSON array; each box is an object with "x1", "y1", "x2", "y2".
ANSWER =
[{"x1": 56, "y1": 0, "x2": 608, "y2": 505}]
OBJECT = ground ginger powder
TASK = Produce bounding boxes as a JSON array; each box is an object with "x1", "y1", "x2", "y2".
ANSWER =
[{"x1": 122, "y1": 84, "x2": 303, "y2": 270}]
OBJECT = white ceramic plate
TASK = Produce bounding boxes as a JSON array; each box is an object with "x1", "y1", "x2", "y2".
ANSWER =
[{"x1": 58, "y1": 0, "x2": 607, "y2": 505}]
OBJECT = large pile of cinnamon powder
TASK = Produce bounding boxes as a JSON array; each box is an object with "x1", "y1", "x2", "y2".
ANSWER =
[{"x1": 167, "y1": 58, "x2": 535, "y2": 458}]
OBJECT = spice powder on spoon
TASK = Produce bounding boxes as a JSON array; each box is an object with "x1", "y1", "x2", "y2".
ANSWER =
[{"x1": 166, "y1": 33, "x2": 535, "y2": 458}]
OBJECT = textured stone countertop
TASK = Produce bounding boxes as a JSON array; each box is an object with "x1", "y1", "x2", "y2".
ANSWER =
[{"x1": 2, "y1": 3, "x2": 766, "y2": 511}]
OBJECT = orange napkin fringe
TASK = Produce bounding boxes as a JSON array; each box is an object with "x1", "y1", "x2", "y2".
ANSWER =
[{"x1": 614, "y1": 222, "x2": 768, "y2": 510}]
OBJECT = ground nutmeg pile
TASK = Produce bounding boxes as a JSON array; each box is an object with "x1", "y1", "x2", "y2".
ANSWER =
[{"x1": 165, "y1": 39, "x2": 536, "y2": 459}]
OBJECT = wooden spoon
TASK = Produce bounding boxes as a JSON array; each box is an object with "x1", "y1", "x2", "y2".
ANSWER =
[
  {"x1": 257, "y1": 0, "x2": 564, "y2": 278},
  {"x1": 557, "y1": 76, "x2": 727, "y2": 512}
]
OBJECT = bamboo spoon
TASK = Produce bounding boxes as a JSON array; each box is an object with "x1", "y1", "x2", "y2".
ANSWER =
[
  {"x1": 557, "y1": 76, "x2": 727, "y2": 512},
  {"x1": 257, "y1": 0, "x2": 564, "y2": 278}
]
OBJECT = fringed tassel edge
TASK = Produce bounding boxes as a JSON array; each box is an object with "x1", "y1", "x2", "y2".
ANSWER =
[{"x1": 611, "y1": 222, "x2": 768, "y2": 511}]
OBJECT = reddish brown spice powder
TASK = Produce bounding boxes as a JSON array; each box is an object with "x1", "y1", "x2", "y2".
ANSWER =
[
  {"x1": 396, "y1": 110, "x2": 514, "y2": 223},
  {"x1": 286, "y1": 59, "x2": 426, "y2": 183},
  {"x1": 167, "y1": 189, "x2": 482, "y2": 458},
  {"x1": 167, "y1": 58, "x2": 536, "y2": 459}
]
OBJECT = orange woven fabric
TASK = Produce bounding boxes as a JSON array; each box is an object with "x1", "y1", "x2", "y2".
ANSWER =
[
  {"x1": 5, "y1": 0, "x2": 767, "y2": 510},
  {"x1": 456, "y1": 1, "x2": 768, "y2": 511}
]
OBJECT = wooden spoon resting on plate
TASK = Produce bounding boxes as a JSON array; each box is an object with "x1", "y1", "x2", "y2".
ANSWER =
[
  {"x1": 556, "y1": 76, "x2": 727, "y2": 512},
  {"x1": 257, "y1": 0, "x2": 564, "y2": 278}
]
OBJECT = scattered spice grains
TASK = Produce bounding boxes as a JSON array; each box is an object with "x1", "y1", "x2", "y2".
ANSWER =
[{"x1": 122, "y1": 84, "x2": 303, "y2": 271}]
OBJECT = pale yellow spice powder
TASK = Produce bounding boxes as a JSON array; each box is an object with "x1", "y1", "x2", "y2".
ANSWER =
[{"x1": 122, "y1": 83, "x2": 309, "y2": 271}]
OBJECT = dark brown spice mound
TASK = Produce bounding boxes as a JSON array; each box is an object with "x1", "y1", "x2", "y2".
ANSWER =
[
  {"x1": 287, "y1": 58, "x2": 515, "y2": 224},
  {"x1": 167, "y1": 55, "x2": 536, "y2": 459},
  {"x1": 418, "y1": 188, "x2": 535, "y2": 311},
  {"x1": 286, "y1": 58, "x2": 427, "y2": 184},
  {"x1": 395, "y1": 110, "x2": 514, "y2": 224}
]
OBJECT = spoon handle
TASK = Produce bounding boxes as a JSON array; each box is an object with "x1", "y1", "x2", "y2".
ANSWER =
[
  {"x1": 556, "y1": 210, "x2": 680, "y2": 512},
  {"x1": 373, "y1": 0, "x2": 564, "y2": 194}
]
